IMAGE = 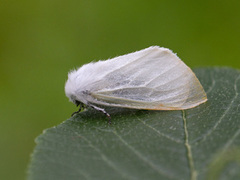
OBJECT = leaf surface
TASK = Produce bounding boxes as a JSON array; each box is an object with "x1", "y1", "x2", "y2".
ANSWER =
[{"x1": 28, "y1": 68, "x2": 240, "y2": 180}]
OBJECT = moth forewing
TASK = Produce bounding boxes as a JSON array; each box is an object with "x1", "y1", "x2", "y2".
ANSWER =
[{"x1": 65, "y1": 46, "x2": 207, "y2": 118}]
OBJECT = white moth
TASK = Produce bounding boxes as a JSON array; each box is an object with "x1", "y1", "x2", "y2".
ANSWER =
[{"x1": 65, "y1": 46, "x2": 207, "y2": 119}]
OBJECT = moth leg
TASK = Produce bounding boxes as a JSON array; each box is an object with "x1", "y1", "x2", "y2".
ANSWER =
[
  {"x1": 89, "y1": 105, "x2": 111, "y2": 124},
  {"x1": 71, "y1": 103, "x2": 84, "y2": 116}
]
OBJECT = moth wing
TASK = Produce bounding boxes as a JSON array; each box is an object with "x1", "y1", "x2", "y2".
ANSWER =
[{"x1": 89, "y1": 46, "x2": 207, "y2": 110}]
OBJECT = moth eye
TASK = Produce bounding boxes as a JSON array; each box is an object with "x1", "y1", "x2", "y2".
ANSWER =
[{"x1": 82, "y1": 90, "x2": 90, "y2": 95}]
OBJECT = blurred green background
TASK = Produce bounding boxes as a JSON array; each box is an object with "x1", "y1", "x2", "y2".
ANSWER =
[{"x1": 0, "y1": 0, "x2": 239, "y2": 179}]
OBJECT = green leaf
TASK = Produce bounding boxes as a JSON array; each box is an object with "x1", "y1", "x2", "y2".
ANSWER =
[{"x1": 27, "y1": 67, "x2": 240, "y2": 180}]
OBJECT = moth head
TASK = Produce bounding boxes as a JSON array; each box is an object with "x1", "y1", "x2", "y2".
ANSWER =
[{"x1": 65, "y1": 70, "x2": 79, "y2": 104}]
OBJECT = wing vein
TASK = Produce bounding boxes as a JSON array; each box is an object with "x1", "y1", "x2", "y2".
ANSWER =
[
  {"x1": 102, "y1": 49, "x2": 158, "y2": 78},
  {"x1": 144, "y1": 62, "x2": 181, "y2": 86}
]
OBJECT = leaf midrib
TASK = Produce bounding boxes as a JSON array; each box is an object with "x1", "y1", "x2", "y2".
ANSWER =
[{"x1": 182, "y1": 110, "x2": 197, "y2": 180}]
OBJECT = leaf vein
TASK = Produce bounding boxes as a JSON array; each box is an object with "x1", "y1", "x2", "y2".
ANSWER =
[
  {"x1": 182, "y1": 110, "x2": 197, "y2": 180},
  {"x1": 206, "y1": 72, "x2": 216, "y2": 94},
  {"x1": 218, "y1": 127, "x2": 240, "y2": 157},
  {"x1": 136, "y1": 117, "x2": 182, "y2": 143},
  {"x1": 203, "y1": 127, "x2": 240, "y2": 174},
  {"x1": 195, "y1": 75, "x2": 240, "y2": 144},
  {"x1": 113, "y1": 130, "x2": 178, "y2": 180},
  {"x1": 79, "y1": 134, "x2": 134, "y2": 180}
]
